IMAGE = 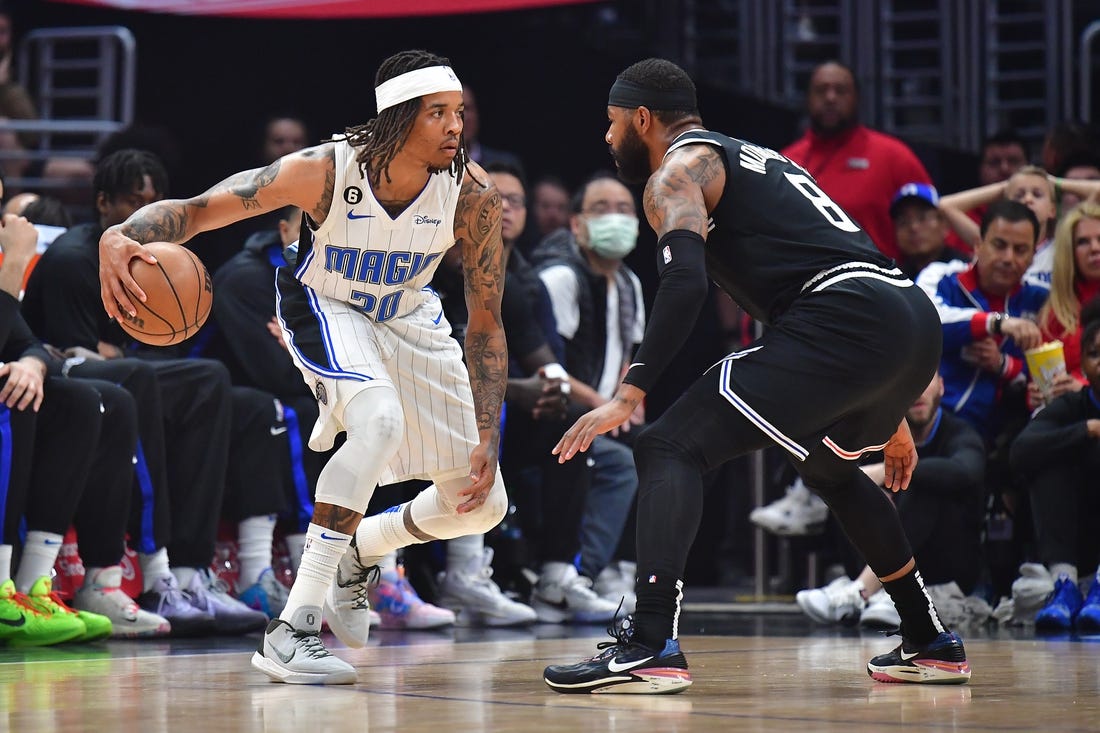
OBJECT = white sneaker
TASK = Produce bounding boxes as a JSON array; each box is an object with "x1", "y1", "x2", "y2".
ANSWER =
[
  {"x1": 796, "y1": 576, "x2": 865, "y2": 624},
  {"x1": 532, "y1": 562, "x2": 619, "y2": 624},
  {"x1": 859, "y1": 589, "x2": 901, "y2": 628},
  {"x1": 251, "y1": 605, "x2": 357, "y2": 685},
  {"x1": 184, "y1": 569, "x2": 269, "y2": 635},
  {"x1": 437, "y1": 548, "x2": 537, "y2": 627},
  {"x1": 323, "y1": 546, "x2": 381, "y2": 648},
  {"x1": 1011, "y1": 563, "x2": 1055, "y2": 623},
  {"x1": 73, "y1": 567, "x2": 170, "y2": 638},
  {"x1": 749, "y1": 478, "x2": 828, "y2": 536},
  {"x1": 593, "y1": 561, "x2": 637, "y2": 615}
]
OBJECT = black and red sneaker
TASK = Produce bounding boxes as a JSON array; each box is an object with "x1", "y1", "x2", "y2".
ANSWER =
[
  {"x1": 867, "y1": 630, "x2": 971, "y2": 684},
  {"x1": 543, "y1": 617, "x2": 692, "y2": 694}
]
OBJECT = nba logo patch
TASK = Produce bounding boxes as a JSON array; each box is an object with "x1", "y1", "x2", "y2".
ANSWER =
[
  {"x1": 662, "y1": 246, "x2": 672, "y2": 264},
  {"x1": 648, "y1": 574, "x2": 658, "y2": 584},
  {"x1": 315, "y1": 381, "x2": 328, "y2": 405}
]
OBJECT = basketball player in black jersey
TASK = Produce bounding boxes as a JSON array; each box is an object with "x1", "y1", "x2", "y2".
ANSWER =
[{"x1": 543, "y1": 58, "x2": 970, "y2": 694}]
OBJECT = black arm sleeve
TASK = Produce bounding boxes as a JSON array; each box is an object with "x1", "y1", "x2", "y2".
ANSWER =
[{"x1": 621, "y1": 229, "x2": 710, "y2": 394}]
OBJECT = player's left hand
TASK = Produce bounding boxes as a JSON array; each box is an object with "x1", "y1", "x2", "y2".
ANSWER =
[
  {"x1": 457, "y1": 440, "x2": 497, "y2": 514},
  {"x1": 99, "y1": 225, "x2": 158, "y2": 320},
  {"x1": 553, "y1": 398, "x2": 633, "y2": 463},
  {"x1": 883, "y1": 419, "x2": 917, "y2": 492}
]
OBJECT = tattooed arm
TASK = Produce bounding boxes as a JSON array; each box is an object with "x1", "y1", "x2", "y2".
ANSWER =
[
  {"x1": 99, "y1": 144, "x2": 337, "y2": 319},
  {"x1": 554, "y1": 146, "x2": 720, "y2": 462},
  {"x1": 453, "y1": 161, "x2": 507, "y2": 511}
]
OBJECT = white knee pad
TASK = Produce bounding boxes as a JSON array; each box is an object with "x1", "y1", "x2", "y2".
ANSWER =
[
  {"x1": 314, "y1": 386, "x2": 404, "y2": 512},
  {"x1": 406, "y1": 468, "x2": 508, "y2": 540}
]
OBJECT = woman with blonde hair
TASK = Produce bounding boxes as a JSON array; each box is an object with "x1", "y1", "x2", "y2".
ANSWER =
[{"x1": 1029, "y1": 201, "x2": 1100, "y2": 405}]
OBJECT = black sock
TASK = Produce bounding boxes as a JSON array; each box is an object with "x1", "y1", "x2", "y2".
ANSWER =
[
  {"x1": 883, "y1": 569, "x2": 946, "y2": 645},
  {"x1": 631, "y1": 573, "x2": 682, "y2": 650}
]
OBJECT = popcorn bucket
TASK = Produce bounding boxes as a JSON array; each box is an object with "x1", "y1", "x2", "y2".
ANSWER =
[{"x1": 1024, "y1": 340, "x2": 1066, "y2": 401}]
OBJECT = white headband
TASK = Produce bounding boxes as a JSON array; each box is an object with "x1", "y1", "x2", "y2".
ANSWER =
[{"x1": 375, "y1": 66, "x2": 462, "y2": 113}]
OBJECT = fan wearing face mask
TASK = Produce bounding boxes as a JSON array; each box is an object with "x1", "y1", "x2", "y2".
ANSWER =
[{"x1": 530, "y1": 173, "x2": 646, "y2": 609}]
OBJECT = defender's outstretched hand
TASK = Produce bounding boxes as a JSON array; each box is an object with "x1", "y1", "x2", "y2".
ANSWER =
[{"x1": 553, "y1": 398, "x2": 634, "y2": 463}]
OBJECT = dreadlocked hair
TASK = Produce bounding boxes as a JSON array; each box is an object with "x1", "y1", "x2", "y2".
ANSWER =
[{"x1": 342, "y1": 49, "x2": 468, "y2": 188}]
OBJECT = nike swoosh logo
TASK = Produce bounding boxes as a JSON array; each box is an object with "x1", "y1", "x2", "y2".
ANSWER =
[
  {"x1": 272, "y1": 645, "x2": 295, "y2": 664},
  {"x1": 432, "y1": 310, "x2": 443, "y2": 325},
  {"x1": 43, "y1": 539, "x2": 62, "y2": 545},
  {"x1": 900, "y1": 650, "x2": 920, "y2": 661},
  {"x1": 319, "y1": 531, "x2": 343, "y2": 540},
  {"x1": 270, "y1": 426, "x2": 288, "y2": 436},
  {"x1": 0, "y1": 615, "x2": 26, "y2": 627},
  {"x1": 628, "y1": 362, "x2": 645, "y2": 369},
  {"x1": 347, "y1": 211, "x2": 374, "y2": 220},
  {"x1": 607, "y1": 655, "x2": 653, "y2": 673}
]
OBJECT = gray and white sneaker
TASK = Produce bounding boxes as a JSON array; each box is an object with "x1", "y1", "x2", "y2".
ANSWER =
[
  {"x1": 73, "y1": 566, "x2": 171, "y2": 638},
  {"x1": 323, "y1": 545, "x2": 380, "y2": 648},
  {"x1": 531, "y1": 562, "x2": 618, "y2": 624},
  {"x1": 251, "y1": 605, "x2": 357, "y2": 685},
  {"x1": 796, "y1": 576, "x2": 865, "y2": 625},
  {"x1": 593, "y1": 561, "x2": 637, "y2": 616},
  {"x1": 184, "y1": 569, "x2": 269, "y2": 635},
  {"x1": 437, "y1": 548, "x2": 537, "y2": 627}
]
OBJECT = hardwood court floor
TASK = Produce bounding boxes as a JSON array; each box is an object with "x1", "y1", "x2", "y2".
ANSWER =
[{"x1": 1, "y1": 612, "x2": 1097, "y2": 732}]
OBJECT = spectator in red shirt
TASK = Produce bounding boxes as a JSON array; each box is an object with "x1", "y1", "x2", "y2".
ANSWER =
[{"x1": 782, "y1": 60, "x2": 931, "y2": 261}]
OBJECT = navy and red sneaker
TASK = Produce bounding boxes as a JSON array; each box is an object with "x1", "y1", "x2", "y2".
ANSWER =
[
  {"x1": 543, "y1": 617, "x2": 692, "y2": 694},
  {"x1": 867, "y1": 630, "x2": 971, "y2": 684}
]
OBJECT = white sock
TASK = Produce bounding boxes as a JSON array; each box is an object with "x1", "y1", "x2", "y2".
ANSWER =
[
  {"x1": 139, "y1": 547, "x2": 171, "y2": 592},
  {"x1": 0, "y1": 544, "x2": 12, "y2": 583},
  {"x1": 238, "y1": 514, "x2": 277, "y2": 588},
  {"x1": 172, "y1": 566, "x2": 199, "y2": 589},
  {"x1": 284, "y1": 532, "x2": 307, "y2": 573},
  {"x1": 447, "y1": 533, "x2": 483, "y2": 570},
  {"x1": 280, "y1": 523, "x2": 352, "y2": 625},
  {"x1": 1050, "y1": 563, "x2": 1078, "y2": 585},
  {"x1": 354, "y1": 502, "x2": 421, "y2": 560},
  {"x1": 15, "y1": 531, "x2": 64, "y2": 593}
]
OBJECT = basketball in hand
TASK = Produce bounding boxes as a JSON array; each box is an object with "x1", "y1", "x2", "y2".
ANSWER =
[{"x1": 117, "y1": 242, "x2": 213, "y2": 346}]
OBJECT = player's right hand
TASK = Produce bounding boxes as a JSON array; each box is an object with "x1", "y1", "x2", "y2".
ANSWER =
[{"x1": 99, "y1": 226, "x2": 158, "y2": 320}]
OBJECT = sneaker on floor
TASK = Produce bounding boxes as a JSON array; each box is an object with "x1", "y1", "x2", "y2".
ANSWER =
[
  {"x1": 594, "y1": 562, "x2": 637, "y2": 616},
  {"x1": 239, "y1": 567, "x2": 291, "y2": 620},
  {"x1": 748, "y1": 478, "x2": 828, "y2": 536},
  {"x1": 867, "y1": 630, "x2": 971, "y2": 684},
  {"x1": 437, "y1": 548, "x2": 537, "y2": 627},
  {"x1": 137, "y1": 573, "x2": 216, "y2": 637},
  {"x1": 369, "y1": 566, "x2": 455, "y2": 630},
  {"x1": 0, "y1": 579, "x2": 86, "y2": 646},
  {"x1": 532, "y1": 562, "x2": 619, "y2": 624},
  {"x1": 251, "y1": 605, "x2": 357, "y2": 685},
  {"x1": 72, "y1": 567, "x2": 170, "y2": 638},
  {"x1": 1075, "y1": 571, "x2": 1100, "y2": 632},
  {"x1": 24, "y1": 576, "x2": 111, "y2": 642},
  {"x1": 1011, "y1": 563, "x2": 1055, "y2": 623},
  {"x1": 860, "y1": 589, "x2": 901, "y2": 629},
  {"x1": 544, "y1": 616, "x2": 692, "y2": 694},
  {"x1": 184, "y1": 569, "x2": 268, "y2": 635},
  {"x1": 324, "y1": 547, "x2": 381, "y2": 647},
  {"x1": 796, "y1": 577, "x2": 865, "y2": 625},
  {"x1": 1035, "y1": 574, "x2": 1083, "y2": 631}
]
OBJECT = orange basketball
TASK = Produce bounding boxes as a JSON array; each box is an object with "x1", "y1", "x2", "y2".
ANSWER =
[{"x1": 117, "y1": 242, "x2": 213, "y2": 346}]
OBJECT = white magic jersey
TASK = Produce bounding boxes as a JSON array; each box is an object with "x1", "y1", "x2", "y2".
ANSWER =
[{"x1": 296, "y1": 138, "x2": 461, "y2": 321}]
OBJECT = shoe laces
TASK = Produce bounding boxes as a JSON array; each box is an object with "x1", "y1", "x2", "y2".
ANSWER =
[
  {"x1": 337, "y1": 562, "x2": 380, "y2": 611},
  {"x1": 291, "y1": 629, "x2": 334, "y2": 660},
  {"x1": 591, "y1": 612, "x2": 635, "y2": 661}
]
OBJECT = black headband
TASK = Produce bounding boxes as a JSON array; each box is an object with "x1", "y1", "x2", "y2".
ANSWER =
[{"x1": 607, "y1": 78, "x2": 696, "y2": 112}]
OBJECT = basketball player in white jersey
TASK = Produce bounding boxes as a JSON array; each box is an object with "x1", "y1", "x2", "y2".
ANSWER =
[{"x1": 98, "y1": 50, "x2": 509, "y2": 684}]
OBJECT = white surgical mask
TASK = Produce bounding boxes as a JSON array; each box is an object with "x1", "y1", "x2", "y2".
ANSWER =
[{"x1": 585, "y1": 213, "x2": 639, "y2": 259}]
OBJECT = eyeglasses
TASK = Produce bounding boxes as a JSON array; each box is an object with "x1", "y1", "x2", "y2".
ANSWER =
[{"x1": 499, "y1": 193, "x2": 526, "y2": 208}]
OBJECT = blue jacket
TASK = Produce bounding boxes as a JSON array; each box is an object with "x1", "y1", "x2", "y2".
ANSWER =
[{"x1": 916, "y1": 260, "x2": 1049, "y2": 437}]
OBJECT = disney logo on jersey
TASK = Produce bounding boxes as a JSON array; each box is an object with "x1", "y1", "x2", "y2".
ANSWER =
[{"x1": 414, "y1": 215, "x2": 442, "y2": 226}]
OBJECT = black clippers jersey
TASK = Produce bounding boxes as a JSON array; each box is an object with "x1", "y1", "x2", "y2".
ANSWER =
[{"x1": 666, "y1": 130, "x2": 897, "y2": 324}]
